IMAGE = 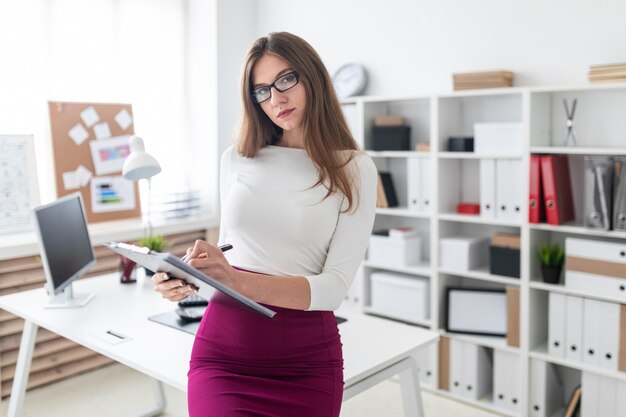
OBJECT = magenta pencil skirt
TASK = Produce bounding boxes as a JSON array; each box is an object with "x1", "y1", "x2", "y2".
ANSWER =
[{"x1": 187, "y1": 273, "x2": 344, "y2": 417}]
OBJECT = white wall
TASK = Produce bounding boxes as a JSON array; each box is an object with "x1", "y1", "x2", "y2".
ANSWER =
[{"x1": 245, "y1": 0, "x2": 626, "y2": 96}]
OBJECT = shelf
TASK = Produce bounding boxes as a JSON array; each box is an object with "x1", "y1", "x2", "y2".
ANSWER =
[
  {"x1": 438, "y1": 213, "x2": 521, "y2": 227},
  {"x1": 441, "y1": 331, "x2": 520, "y2": 353},
  {"x1": 529, "y1": 281, "x2": 626, "y2": 304},
  {"x1": 375, "y1": 207, "x2": 431, "y2": 218},
  {"x1": 362, "y1": 260, "x2": 431, "y2": 276},
  {"x1": 529, "y1": 222, "x2": 626, "y2": 239},
  {"x1": 530, "y1": 344, "x2": 626, "y2": 382},
  {"x1": 366, "y1": 150, "x2": 431, "y2": 158},
  {"x1": 421, "y1": 386, "x2": 521, "y2": 417},
  {"x1": 363, "y1": 307, "x2": 431, "y2": 328},
  {"x1": 438, "y1": 152, "x2": 523, "y2": 160},
  {"x1": 530, "y1": 146, "x2": 626, "y2": 156},
  {"x1": 439, "y1": 267, "x2": 521, "y2": 286}
]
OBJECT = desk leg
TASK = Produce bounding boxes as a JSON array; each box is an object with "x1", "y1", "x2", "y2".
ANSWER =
[
  {"x1": 7, "y1": 320, "x2": 38, "y2": 417},
  {"x1": 128, "y1": 378, "x2": 167, "y2": 417},
  {"x1": 398, "y1": 357, "x2": 424, "y2": 417}
]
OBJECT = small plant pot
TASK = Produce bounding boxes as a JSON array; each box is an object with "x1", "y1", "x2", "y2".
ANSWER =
[{"x1": 541, "y1": 265, "x2": 562, "y2": 284}]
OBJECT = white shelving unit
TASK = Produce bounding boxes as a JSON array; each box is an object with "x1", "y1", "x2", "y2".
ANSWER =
[{"x1": 341, "y1": 83, "x2": 626, "y2": 417}]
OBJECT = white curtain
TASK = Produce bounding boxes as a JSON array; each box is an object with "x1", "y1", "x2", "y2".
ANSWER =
[{"x1": 0, "y1": 0, "x2": 216, "y2": 219}]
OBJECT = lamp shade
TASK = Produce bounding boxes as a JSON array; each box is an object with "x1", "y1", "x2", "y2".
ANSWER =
[{"x1": 122, "y1": 135, "x2": 161, "y2": 181}]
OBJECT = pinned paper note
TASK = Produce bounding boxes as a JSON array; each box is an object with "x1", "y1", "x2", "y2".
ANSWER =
[
  {"x1": 89, "y1": 135, "x2": 131, "y2": 175},
  {"x1": 93, "y1": 122, "x2": 112, "y2": 140},
  {"x1": 80, "y1": 106, "x2": 100, "y2": 127},
  {"x1": 68, "y1": 123, "x2": 89, "y2": 146},
  {"x1": 115, "y1": 109, "x2": 133, "y2": 131},
  {"x1": 75, "y1": 164, "x2": 93, "y2": 187},
  {"x1": 62, "y1": 171, "x2": 80, "y2": 190},
  {"x1": 91, "y1": 176, "x2": 136, "y2": 213},
  {"x1": 61, "y1": 165, "x2": 93, "y2": 190}
]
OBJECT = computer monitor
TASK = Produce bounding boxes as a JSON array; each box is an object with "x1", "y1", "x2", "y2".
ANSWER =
[{"x1": 33, "y1": 193, "x2": 96, "y2": 308}]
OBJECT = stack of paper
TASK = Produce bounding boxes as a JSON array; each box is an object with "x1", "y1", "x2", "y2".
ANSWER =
[
  {"x1": 452, "y1": 70, "x2": 513, "y2": 90},
  {"x1": 588, "y1": 63, "x2": 626, "y2": 84}
]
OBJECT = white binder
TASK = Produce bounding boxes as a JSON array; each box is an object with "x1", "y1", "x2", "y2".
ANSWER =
[
  {"x1": 414, "y1": 342, "x2": 436, "y2": 387},
  {"x1": 617, "y1": 379, "x2": 626, "y2": 417},
  {"x1": 495, "y1": 159, "x2": 522, "y2": 222},
  {"x1": 548, "y1": 292, "x2": 566, "y2": 357},
  {"x1": 598, "y1": 300, "x2": 620, "y2": 370},
  {"x1": 462, "y1": 342, "x2": 492, "y2": 401},
  {"x1": 598, "y1": 375, "x2": 617, "y2": 416},
  {"x1": 529, "y1": 359, "x2": 562, "y2": 417},
  {"x1": 449, "y1": 338, "x2": 465, "y2": 396},
  {"x1": 582, "y1": 298, "x2": 601, "y2": 366},
  {"x1": 407, "y1": 157, "x2": 421, "y2": 211},
  {"x1": 480, "y1": 159, "x2": 496, "y2": 219},
  {"x1": 565, "y1": 295, "x2": 583, "y2": 361},
  {"x1": 494, "y1": 350, "x2": 520, "y2": 412},
  {"x1": 420, "y1": 157, "x2": 432, "y2": 213},
  {"x1": 581, "y1": 372, "x2": 598, "y2": 417}
]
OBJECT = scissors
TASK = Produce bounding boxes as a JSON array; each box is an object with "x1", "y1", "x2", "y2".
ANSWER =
[{"x1": 563, "y1": 98, "x2": 577, "y2": 146}]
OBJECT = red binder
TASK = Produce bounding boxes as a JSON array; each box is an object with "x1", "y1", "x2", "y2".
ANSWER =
[
  {"x1": 529, "y1": 155, "x2": 546, "y2": 223},
  {"x1": 540, "y1": 155, "x2": 575, "y2": 225}
]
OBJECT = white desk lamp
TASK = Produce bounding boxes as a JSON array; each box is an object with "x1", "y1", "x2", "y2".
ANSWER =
[{"x1": 123, "y1": 135, "x2": 161, "y2": 237}]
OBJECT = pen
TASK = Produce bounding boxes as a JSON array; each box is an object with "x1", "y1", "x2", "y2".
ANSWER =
[{"x1": 182, "y1": 243, "x2": 233, "y2": 262}]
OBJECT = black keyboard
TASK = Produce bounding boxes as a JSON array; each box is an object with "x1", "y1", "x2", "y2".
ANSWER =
[{"x1": 178, "y1": 293, "x2": 208, "y2": 307}]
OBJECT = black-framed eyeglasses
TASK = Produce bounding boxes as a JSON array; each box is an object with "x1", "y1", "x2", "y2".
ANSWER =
[{"x1": 251, "y1": 71, "x2": 300, "y2": 104}]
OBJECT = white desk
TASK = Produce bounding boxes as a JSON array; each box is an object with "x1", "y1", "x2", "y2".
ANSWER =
[{"x1": 0, "y1": 274, "x2": 438, "y2": 417}]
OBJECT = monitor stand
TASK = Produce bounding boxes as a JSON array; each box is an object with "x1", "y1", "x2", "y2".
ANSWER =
[{"x1": 45, "y1": 284, "x2": 95, "y2": 309}]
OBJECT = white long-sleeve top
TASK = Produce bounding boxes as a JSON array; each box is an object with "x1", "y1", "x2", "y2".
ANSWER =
[{"x1": 217, "y1": 144, "x2": 377, "y2": 311}]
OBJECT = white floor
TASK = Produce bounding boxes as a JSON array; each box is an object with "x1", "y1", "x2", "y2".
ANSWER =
[{"x1": 1, "y1": 363, "x2": 503, "y2": 417}]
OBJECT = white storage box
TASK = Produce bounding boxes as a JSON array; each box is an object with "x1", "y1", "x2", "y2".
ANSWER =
[
  {"x1": 370, "y1": 272, "x2": 429, "y2": 322},
  {"x1": 439, "y1": 237, "x2": 489, "y2": 271},
  {"x1": 368, "y1": 234, "x2": 421, "y2": 266},
  {"x1": 474, "y1": 122, "x2": 523, "y2": 156},
  {"x1": 565, "y1": 237, "x2": 626, "y2": 301}
]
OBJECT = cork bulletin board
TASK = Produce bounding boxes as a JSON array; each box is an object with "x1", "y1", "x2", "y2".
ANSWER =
[{"x1": 48, "y1": 101, "x2": 141, "y2": 223}]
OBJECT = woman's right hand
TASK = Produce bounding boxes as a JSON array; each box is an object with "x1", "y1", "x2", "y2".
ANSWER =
[{"x1": 152, "y1": 272, "x2": 197, "y2": 302}]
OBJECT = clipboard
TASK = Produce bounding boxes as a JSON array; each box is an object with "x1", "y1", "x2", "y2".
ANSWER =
[{"x1": 105, "y1": 242, "x2": 276, "y2": 318}]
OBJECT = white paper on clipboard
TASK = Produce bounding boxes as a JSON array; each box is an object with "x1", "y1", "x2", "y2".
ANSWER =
[{"x1": 105, "y1": 242, "x2": 276, "y2": 319}]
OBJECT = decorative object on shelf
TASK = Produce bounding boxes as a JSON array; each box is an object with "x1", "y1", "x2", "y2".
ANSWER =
[
  {"x1": 452, "y1": 70, "x2": 513, "y2": 90},
  {"x1": 376, "y1": 172, "x2": 398, "y2": 208},
  {"x1": 332, "y1": 63, "x2": 368, "y2": 98},
  {"x1": 373, "y1": 115, "x2": 404, "y2": 126},
  {"x1": 614, "y1": 156, "x2": 626, "y2": 231},
  {"x1": 583, "y1": 155, "x2": 614, "y2": 230},
  {"x1": 118, "y1": 255, "x2": 137, "y2": 284},
  {"x1": 537, "y1": 242, "x2": 564, "y2": 284},
  {"x1": 490, "y1": 233, "x2": 521, "y2": 278},
  {"x1": 447, "y1": 136, "x2": 473, "y2": 152},
  {"x1": 588, "y1": 62, "x2": 626, "y2": 84},
  {"x1": 563, "y1": 99, "x2": 578, "y2": 147},
  {"x1": 136, "y1": 234, "x2": 168, "y2": 276},
  {"x1": 439, "y1": 236, "x2": 489, "y2": 272},
  {"x1": 456, "y1": 202, "x2": 480, "y2": 215}
]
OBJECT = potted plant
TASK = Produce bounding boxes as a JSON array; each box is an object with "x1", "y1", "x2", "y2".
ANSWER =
[
  {"x1": 538, "y1": 242, "x2": 565, "y2": 284},
  {"x1": 137, "y1": 235, "x2": 168, "y2": 276}
]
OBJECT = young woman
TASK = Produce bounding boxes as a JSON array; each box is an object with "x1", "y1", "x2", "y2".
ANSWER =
[{"x1": 153, "y1": 31, "x2": 377, "y2": 417}]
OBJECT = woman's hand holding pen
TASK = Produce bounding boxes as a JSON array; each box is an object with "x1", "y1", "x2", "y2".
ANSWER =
[{"x1": 151, "y1": 240, "x2": 235, "y2": 302}]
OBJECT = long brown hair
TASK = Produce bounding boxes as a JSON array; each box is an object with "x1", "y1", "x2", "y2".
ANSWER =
[{"x1": 236, "y1": 32, "x2": 363, "y2": 213}]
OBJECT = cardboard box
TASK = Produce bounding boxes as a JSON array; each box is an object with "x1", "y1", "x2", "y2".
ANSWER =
[
  {"x1": 368, "y1": 233, "x2": 421, "y2": 266},
  {"x1": 370, "y1": 272, "x2": 429, "y2": 321},
  {"x1": 473, "y1": 122, "x2": 523, "y2": 155},
  {"x1": 439, "y1": 237, "x2": 489, "y2": 271}
]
